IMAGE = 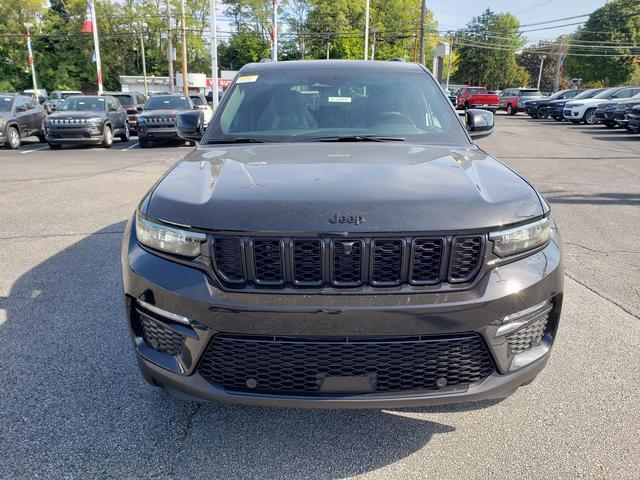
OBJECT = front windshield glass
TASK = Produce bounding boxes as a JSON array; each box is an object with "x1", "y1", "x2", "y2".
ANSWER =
[
  {"x1": 62, "y1": 92, "x2": 82, "y2": 99},
  {"x1": 58, "y1": 97, "x2": 105, "y2": 111},
  {"x1": 467, "y1": 88, "x2": 486, "y2": 94},
  {"x1": 0, "y1": 96, "x2": 13, "y2": 112},
  {"x1": 520, "y1": 90, "x2": 540, "y2": 97},
  {"x1": 593, "y1": 88, "x2": 617, "y2": 99},
  {"x1": 145, "y1": 96, "x2": 189, "y2": 110},
  {"x1": 573, "y1": 89, "x2": 601, "y2": 99},
  {"x1": 206, "y1": 68, "x2": 469, "y2": 144}
]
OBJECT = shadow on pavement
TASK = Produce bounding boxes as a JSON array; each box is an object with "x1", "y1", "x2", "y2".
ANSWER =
[
  {"x1": 1, "y1": 222, "x2": 461, "y2": 479},
  {"x1": 546, "y1": 192, "x2": 640, "y2": 206}
]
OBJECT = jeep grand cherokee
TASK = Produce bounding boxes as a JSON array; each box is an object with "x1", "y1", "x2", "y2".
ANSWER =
[{"x1": 122, "y1": 60, "x2": 563, "y2": 408}]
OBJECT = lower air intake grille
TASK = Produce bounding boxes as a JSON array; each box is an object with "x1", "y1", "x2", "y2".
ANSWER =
[
  {"x1": 134, "y1": 312, "x2": 185, "y2": 356},
  {"x1": 507, "y1": 315, "x2": 548, "y2": 355},
  {"x1": 198, "y1": 334, "x2": 495, "y2": 395}
]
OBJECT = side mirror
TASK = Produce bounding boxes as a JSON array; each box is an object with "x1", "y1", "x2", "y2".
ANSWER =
[
  {"x1": 137, "y1": 106, "x2": 143, "y2": 112},
  {"x1": 466, "y1": 109, "x2": 494, "y2": 139},
  {"x1": 176, "y1": 110, "x2": 204, "y2": 142}
]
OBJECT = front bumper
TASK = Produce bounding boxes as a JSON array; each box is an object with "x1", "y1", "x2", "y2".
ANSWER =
[
  {"x1": 137, "y1": 126, "x2": 179, "y2": 140},
  {"x1": 45, "y1": 127, "x2": 104, "y2": 144},
  {"x1": 121, "y1": 216, "x2": 564, "y2": 408}
]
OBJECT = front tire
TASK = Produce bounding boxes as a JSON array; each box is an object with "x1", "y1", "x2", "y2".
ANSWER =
[
  {"x1": 604, "y1": 121, "x2": 615, "y2": 129},
  {"x1": 48, "y1": 143, "x2": 61, "y2": 150},
  {"x1": 506, "y1": 104, "x2": 515, "y2": 115},
  {"x1": 119, "y1": 124, "x2": 130, "y2": 142},
  {"x1": 101, "y1": 125, "x2": 113, "y2": 148},
  {"x1": 6, "y1": 126, "x2": 20, "y2": 149},
  {"x1": 583, "y1": 109, "x2": 597, "y2": 125},
  {"x1": 139, "y1": 138, "x2": 150, "y2": 148}
]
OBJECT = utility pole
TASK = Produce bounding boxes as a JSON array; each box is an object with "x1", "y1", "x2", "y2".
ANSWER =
[
  {"x1": 209, "y1": 0, "x2": 219, "y2": 108},
  {"x1": 554, "y1": 43, "x2": 564, "y2": 92},
  {"x1": 371, "y1": 28, "x2": 378, "y2": 61},
  {"x1": 140, "y1": 32, "x2": 148, "y2": 97},
  {"x1": 537, "y1": 55, "x2": 546, "y2": 90},
  {"x1": 445, "y1": 37, "x2": 453, "y2": 91},
  {"x1": 166, "y1": 0, "x2": 174, "y2": 93},
  {"x1": 271, "y1": 0, "x2": 279, "y2": 61},
  {"x1": 179, "y1": 0, "x2": 188, "y2": 94},
  {"x1": 419, "y1": 0, "x2": 426, "y2": 65},
  {"x1": 24, "y1": 23, "x2": 38, "y2": 98},
  {"x1": 364, "y1": 0, "x2": 370, "y2": 60},
  {"x1": 326, "y1": 39, "x2": 331, "y2": 60}
]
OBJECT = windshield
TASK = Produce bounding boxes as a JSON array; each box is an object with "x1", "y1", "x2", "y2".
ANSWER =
[
  {"x1": 519, "y1": 90, "x2": 540, "y2": 97},
  {"x1": 206, "y1": 69, "x2": 468, "y2": 144},
  {"x1": 58, "y1": 97, "x2": 105, "y2": 111},
  {"x1": 593, "y1": 88, "x2": 618, "y2": 99},
  {"x1": 145, "y1": 96, "x2": 189, "y2": 110},
  {"x1": 62, "y1": 92, "x2": 82, "y2": 99},
  {"x1": 467, "y1": 88, "x2": 487, "y2": 94},
  {"x1": 573, "y1": 89, "x2": 600, "y2": 99},
  {"x1": 189, "y1": 95, "x2": 205, "y2": 106},
  {"x1": 0, "y1": 96, "x2": 13, "y2": 112},
  {"x1": 112, "y1": 95, "x2": 135, "y2": 106}
]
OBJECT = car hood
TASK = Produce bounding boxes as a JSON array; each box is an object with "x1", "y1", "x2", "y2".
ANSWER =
[
  {"x1": 144, "y1": 143, "x2": 543, "y2": 233},
  {"x1": 0, "y1": 111, "x2": 12, "y2": 119},
  {"x1": 47, "y1": 111, "x2": 106, "y2": 119}
]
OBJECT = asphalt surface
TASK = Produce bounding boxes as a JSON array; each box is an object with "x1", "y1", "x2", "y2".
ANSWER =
[{"x1": 1, "y1": 118, "x2": 639, "y2": 479}]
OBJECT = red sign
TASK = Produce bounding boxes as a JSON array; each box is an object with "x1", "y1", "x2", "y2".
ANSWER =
[{"x1": 206, "y1": 78, "x2": 232, "y2": 89}]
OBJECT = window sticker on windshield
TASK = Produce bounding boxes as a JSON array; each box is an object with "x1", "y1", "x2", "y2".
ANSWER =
[
  {"x1": 328, "y1": 96, "x2": 352, "y2": 103},
  {"x1": 2, "y1": 98, "x2": 10, "y2": 102},
  {"x1": 237, "y1": 75, "x2": 259, "y2": 83}
]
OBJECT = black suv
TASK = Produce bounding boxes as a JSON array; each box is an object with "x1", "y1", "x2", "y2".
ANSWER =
[
  {"x1": 525, "y1": 89, "x2": 583, "y2": 119},
  {"x1": 0, "y1": 93, "x2": 47, "y2": 149},
  {"x1": 44, "y1": 95, "x2": 129, "y2": 149},
  {"x1": 137, "y1": 94, "x2": 194, "y2": 148},
  {"x1": 105, "y1": 92, "x2": 146, "y2": 134},
  {"x1": 122, "y1": 61, "x2": 563, "y2": 408}
]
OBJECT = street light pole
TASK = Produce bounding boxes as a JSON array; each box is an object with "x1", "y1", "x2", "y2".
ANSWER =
[
  {"x1": 209, "y1": 0, "x2": 219, "y2": 108},
  {"x1": 24, "y1": 23, "x2": 38, "y2": 98},
  {"x1": 271, "y1": 0, "x2": 279, "y2": 61},
  {"x1": 364, "y1": 0, "x2": 370, "y2": 60},
  {"x1": 140, "y1": 32, "x2": 148, "y2": 98},
  {"x1": 537, "y1": 55, "x2": 546, "y2": 90},
  {"x1": 179, "y1": 0, "x2": 188, "y2": 94}
]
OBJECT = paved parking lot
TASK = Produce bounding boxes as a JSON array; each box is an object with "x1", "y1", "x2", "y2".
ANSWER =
[{"x1": 1, "y1": 116, "x2": 639, "y2": 479}]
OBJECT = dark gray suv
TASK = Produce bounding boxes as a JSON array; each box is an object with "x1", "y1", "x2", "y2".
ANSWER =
[{"x1": 122, "y1": 60, "x2": 563, "y2": 408}]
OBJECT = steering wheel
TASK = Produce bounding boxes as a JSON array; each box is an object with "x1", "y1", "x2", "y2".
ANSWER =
[{"x1": 370, "y1": 111, "x2": 415, "y2": 127}]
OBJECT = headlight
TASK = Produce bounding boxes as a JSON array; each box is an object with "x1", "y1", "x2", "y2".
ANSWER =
[
  {"x1": 489, "y1": 217, "x2": 551, "y2": 257},
  {"x1": 87, "y1": 117, "x2": 103, "y2": 124},
  {"x1": 135, "y1": 214, "x2": 206, "y2": 257},
  {"x1": 0, "y1": 118, "x2": 6, "y2": 129}
]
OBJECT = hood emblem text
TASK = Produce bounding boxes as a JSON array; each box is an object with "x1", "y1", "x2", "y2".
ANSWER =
[{"x1": 329, "y1": 214, "x2": 365, "y2": 226}]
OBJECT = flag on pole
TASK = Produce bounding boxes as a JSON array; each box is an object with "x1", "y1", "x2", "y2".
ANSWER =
[{"x1": 82, "y1": 3, "x2": 93, "y2": 33}]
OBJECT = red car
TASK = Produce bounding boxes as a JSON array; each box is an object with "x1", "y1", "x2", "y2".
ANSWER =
[{"x1": 456, "y1": 86, "x2": 499, "y2": 112}]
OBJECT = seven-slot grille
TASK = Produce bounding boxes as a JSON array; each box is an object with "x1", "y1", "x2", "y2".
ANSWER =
[
  {"x1": 212, "y1": 235, "x2": 484, "y2": 289},
  {"x1": 198, "y1": 333, "x2": 495, "y2": 395}
]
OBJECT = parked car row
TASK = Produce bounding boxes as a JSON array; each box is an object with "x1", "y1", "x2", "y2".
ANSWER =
[
  {"x1": 524, "y1": 85, "x2": 640, "y2": 132},
  {"x1": 1, "y1": 91, "x2": 206, "y2": 150}
]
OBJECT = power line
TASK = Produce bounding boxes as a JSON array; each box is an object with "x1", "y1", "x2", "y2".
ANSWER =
[{"x1": 519, "y1": 13, "x2": 591, "y2": 27}]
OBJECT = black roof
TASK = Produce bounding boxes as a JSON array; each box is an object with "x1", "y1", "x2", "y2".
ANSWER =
[{"x1": 240, "y1": 59, "x2": 424, "y2": 74}]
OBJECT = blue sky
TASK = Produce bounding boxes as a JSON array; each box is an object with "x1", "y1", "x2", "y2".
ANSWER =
[{"x1": 428, "y1": 0, "x2": 610, "y2": 41}]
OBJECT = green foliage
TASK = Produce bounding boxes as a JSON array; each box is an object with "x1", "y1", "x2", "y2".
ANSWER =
[
  {"x1": 564, "y1": 0, "x2": 640, "y2": 86},
  {"x1": 454, "y1": 9, "x2": 528, "y2": 89},
  {"x1": 516, "y1": 41, "x2": 559, "y2": 91},
  {"x1": 218, "y1": 30, "x2": 271, "y2": 69}
]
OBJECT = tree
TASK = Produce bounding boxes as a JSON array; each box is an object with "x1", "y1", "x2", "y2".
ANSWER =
[
  {"x1": 454, "y1": 9, "x2": 528, "y2": 89},
  {"x1": 517, "y1": 41, "x2": 559, "y2": 91},
  {"x1": 217, "y1": 30, "x2": 270, "y2": 70},
  {"x1": 564, "y1": 0, "x2": 640, "y2": 86}
]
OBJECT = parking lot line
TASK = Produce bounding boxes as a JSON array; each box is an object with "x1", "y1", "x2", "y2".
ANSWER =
[
  {"x1": 20, "y1": 146, "x2": 50, "y2": 154},
  {"x1": 124, "y1": 142, "x2": 139, "y2": 150}
]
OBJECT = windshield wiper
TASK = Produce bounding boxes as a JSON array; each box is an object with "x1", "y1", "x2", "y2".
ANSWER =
[
  {"x1": 207, "y1": 137, "x2": 270, "y2": 144},
  {"x1": 310, "y1": 135, "x2": 405, "y2": 143}
]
